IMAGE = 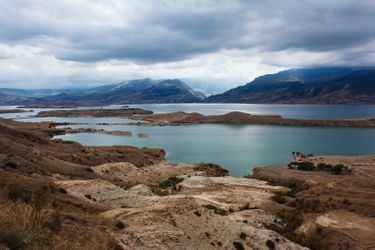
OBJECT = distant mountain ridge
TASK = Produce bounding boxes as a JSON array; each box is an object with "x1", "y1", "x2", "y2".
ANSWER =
[
  {"x1": 1, "y1": 68, "x2": 375, "y2": 105},
  {"x1": 204, "y1": 67, "x2": 375, "y2": 104},
  {"x1": 0, "y1": 79, "x2": 206, "y2": 105}
]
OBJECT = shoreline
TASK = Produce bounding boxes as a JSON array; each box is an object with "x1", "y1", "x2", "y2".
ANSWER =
[
  {"x1": 1, "y1": 116, "x2": 375, "y2": 248},
  {"x1": 0, "y1": 117, "x2": 305, "y2": 249},
  {"x1": 33, "y1": 108, "x2": 375, "y2": 127},
  {"x1": 134, "y1": 111, "x2": 375, "y2": 128},
  {"x1": 0, "y1": 109, "x2": 33, "y2": 114}
]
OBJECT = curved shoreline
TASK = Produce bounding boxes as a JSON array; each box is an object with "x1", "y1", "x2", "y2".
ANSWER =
[
  {"x1": 133, "y1": 111, "x2": 375, "y2": 128},
  {"x1": 34, "y1": 108, "x2": 375, "y2": 127}
]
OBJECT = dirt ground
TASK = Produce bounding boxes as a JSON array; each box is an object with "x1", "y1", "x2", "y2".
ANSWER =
[
  {"x1": 0, "y1": 118, "x2": 306, "y2": 249},
  {"x1": 252, "y1": 154, "x2": 375, "y2": 249}
]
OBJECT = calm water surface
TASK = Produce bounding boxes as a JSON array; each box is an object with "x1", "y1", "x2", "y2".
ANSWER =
[
  {"x1": 55, "y1": 123, "x2": 375, "y2": 176},
  {"x1": 2, "y1": 104, "x2": 375, "y2": 176},
  {"x1": 2, "y1": 103, "x2": 375, "y2": 120},
  {"x1": 132, "y1": 103, "x2": 375, "y2": 119}
]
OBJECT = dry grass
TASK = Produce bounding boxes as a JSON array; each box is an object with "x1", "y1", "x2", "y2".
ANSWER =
[
  {"x1": 0, "y1": 201, "x2": 121, "y2": 250},
  {"x1": 0, "y1": 202, "x2": 47, "y2": 249}
]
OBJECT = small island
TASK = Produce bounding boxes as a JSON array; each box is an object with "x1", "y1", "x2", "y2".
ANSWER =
[
  {"x1": 134, "y1": 111, "x2": 375, "y2": 128},
  {"x1": 0, "y1": 109, "x2": 33, "y2": 114},
  {"x1": 36, "y1": 108, "x2": 153, "y2": 117}
]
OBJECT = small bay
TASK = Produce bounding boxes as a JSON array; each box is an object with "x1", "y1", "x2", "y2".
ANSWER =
[
  {"x1": 55, "y1": 123, "x2": 375, "y2": 176},
  {"x1": 2, "y1": 103, "x2": 375, "y2": 176}
]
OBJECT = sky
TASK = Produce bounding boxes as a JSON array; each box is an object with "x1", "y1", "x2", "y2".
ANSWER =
[{"x1": 0, "y1": 0, "x2": 375, "y2": 91}]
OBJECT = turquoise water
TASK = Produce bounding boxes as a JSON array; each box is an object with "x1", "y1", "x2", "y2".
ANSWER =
[
  {"x1": 2, "y1": 104, "x2": 375, "y2": 176},
  {"x1": 55, "y1": 123, "x2": 375, "y2": 176}
]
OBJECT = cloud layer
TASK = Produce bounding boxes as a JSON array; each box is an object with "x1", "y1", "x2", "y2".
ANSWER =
[{"x1": 0, "y1": 0, "x2": 374, "y2": 89}]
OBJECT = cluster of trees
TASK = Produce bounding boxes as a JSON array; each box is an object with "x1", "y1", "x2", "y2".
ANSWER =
[
  {"x1": 292, "y1": 152, "x2": 314, "y2": 158},
  {"x1": 288, "y1": 161, "x2": 349, "y2": 175}
]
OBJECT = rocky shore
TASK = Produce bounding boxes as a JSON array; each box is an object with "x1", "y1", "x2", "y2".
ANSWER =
[
  {"x1": 34, "y1": 108, "x2": 375, "y2": 128},
  {"x1": 135, "y1": 111, "x2": 375, "y2": 127},
  {"x1": 0, "y1": 117, "x2": 374, "y2": 249},
  {"x1": 0, "y1": 117, "x2": 307, "y2": 249}
]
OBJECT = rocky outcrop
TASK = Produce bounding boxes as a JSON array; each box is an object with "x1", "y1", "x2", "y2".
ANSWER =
[
  {"x1": 55, "y1": 161, "x2": 305, "y2": 250},
  {"x1": 135, "y1": 111, "x2": 375, "y2": 127},
  {"x1": 251, "y1": 155, "x2": 375, "y2": 249}
]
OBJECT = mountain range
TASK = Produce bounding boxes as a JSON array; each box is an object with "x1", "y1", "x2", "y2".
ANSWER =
[
  {"x1": 0, "y1": 79, "x2": 206, "y2": 106},
  {"x1": 1, "y1": 67, "x2": 375, "y2": 105},
  {"x1": 205, "y1": 67, "x2": 375, "y2": 104}
]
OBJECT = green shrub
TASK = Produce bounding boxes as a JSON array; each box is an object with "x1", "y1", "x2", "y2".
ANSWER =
[
  {"x1": 317, "y1": 163, "x2": 333, "y2": 171},
  {"x1": 203, "y1": 204, "x2": 227, "y2": 216},
  {"x1": 266, "y1": 239, "x2": 275, "y2": 249},
  {"x1": 233, "y1": 241, "x2": 245, "y2": 250},
  {"x1": 239, "y1": 232, "x2": 247, "y2": 240},
  {"x1": 32, "y1": 188, "x2": 48, "y2": 211},
  {"x1": 159, "y1": 176, "x2": 184, "y2": 189},
  {"x1": 277, "y1": 208, "x2": 302, "y2": 232},
  {"x1": 46, "y1": 210, "x2": 63, "y2": 232},
  {"x1": 6, "y1": 185, "x2": 31, "y2": 203},
  {"x1": 239, "y1": 202, "x2": 251, "y2": 210},
  {"x1": 332, "y1": 164, "x2": 347, "y2": 175},
  {"x1": 297, "y1": 198, "x2": 321, "y2": 213},
  {"x1": 296, "y1": 162, "x2": 315, "y2": 171},
  {"x1": 272, "y1": 193, "x2": 286, "y2": 204}
]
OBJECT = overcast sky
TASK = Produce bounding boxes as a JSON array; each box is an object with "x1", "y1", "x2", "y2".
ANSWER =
[{"x1": 0, "y1": 0, "x2": 375, "y2": 90}]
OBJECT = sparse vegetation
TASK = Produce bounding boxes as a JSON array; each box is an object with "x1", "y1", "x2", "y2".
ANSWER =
[
  {"x1": 289, "y1": 161, "x2": 349, "y2": 175},
  {"x1": 5, "y1": 184, "x2": 31, "y2": 203},
  {"x1": 194, "y1": 163, "x2": 229, "y2": 177},
  {"x1": 239, "y1": 232, "x2": 247, "y2": 240},
  {"x1": 158, "y1": 176, "x2": 184, "y2": 189},
  {"x1": 193, "y1": 211, "x2": 201, "y2": 217},
  {"x1": 239, "y1": 202, "x2": 251, "y2": 210},
  {"x1": 288, "y1": 161, "x2": 315, "y2": 171},
  {"x1": 266, "y1": 239, "x2": 275, "y2": 249},
  {"x1": 0, "y1": 202, "x2": 48, "y2": 249},
  {"x1": 233, "y1": 241, "x2": 245, "y2": 250},
  {"x1": 272, "y1": 193, "x2": 286, "y2": 204},
  {"x1": 115, "y1": 221, "x2": 125, "y2": 230},
  {"x1": 203, "y1": 204, "x2": 227, "y2": 216},
  {"x1": 47, "y1": 210, "x2": 63, "y2": 232}
]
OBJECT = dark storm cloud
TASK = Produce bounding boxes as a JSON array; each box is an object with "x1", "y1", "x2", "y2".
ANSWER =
[{"x1": 0, "y1": 0, "x2": 375, "y2": 64}]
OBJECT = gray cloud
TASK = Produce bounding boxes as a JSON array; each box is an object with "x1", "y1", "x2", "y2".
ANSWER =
[
  {"x1": 0, "y1": 0, "x2": 373, "y2": 64},
  {"x1": 0, "y1": 0, "x2": 374, "y2": 88}
]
